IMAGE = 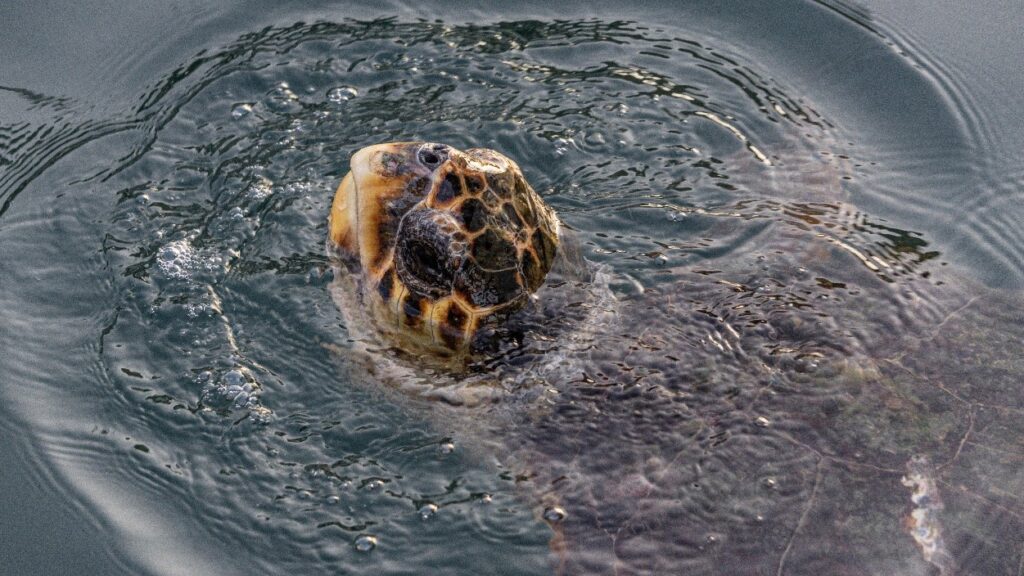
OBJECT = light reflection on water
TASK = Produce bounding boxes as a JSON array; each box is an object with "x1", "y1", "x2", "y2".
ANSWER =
[{"x1": 1, "y1": 4, "x2": 1023, "y2": 575}]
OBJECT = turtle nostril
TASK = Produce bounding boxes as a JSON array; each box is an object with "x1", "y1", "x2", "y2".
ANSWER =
[
  {"x1": 419, "y1": 150, "x2": 439, "y2": 166},
  {"x1": 417, "y1": 145, "x2": 448, "y2": 169}
]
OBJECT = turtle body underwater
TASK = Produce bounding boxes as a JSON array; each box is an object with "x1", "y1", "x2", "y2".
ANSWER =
[
  {"x1": 328, "y1": 142, "x2": 560, "y2": 359},
  {"x1": 327, "y1": 143, "x2": 1024, "y2": 576}
]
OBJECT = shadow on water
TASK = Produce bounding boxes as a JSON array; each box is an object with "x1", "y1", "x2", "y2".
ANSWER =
[{"x1": 1, "y1": 3, "x2": 1023, "y2": 575}]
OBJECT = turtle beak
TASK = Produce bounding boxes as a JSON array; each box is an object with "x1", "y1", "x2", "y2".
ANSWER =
[
  {"x1": 349, "y1": 144, "x2": 379, "y2": 180},
  {"x1": 329, "y1": 142, "x2": 442, "y2": 266},
  {"x1": 329, "y1": 145, "x2": 390, "y2": 255},
  {"x1": 329, "y1": 171, "x2": 358, "y2": 254}
]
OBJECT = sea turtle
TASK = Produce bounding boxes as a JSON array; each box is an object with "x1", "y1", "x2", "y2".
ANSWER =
[
  {"x1": 327, "y1": 142, "x2": 1024, "y2": 575},
  {"x1": 328, "y1": 142, "x2": 562, "y2": 361}
]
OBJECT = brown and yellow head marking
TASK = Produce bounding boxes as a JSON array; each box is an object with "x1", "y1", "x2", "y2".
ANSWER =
[{"x1": 329, "y1": 142, "x2": 560, "y2": 354}]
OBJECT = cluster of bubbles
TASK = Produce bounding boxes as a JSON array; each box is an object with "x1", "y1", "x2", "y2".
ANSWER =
[
  {"x1": 156, "y1": 239, "x2": 211, "y2": 281},
  {"x1": 198, "y1": 367, "x2": 268, "y2": 420}
]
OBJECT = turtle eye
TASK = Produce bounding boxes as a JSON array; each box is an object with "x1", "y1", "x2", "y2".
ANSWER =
[
  {"x1": 417, "y1": 145, "x2": 448, "y2": 170},
  {"x1": 395, "y1": 210, "x2": 461, "y2": 298}
]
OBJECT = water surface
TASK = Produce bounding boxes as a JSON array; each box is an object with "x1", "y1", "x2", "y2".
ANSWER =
[{"x1": 2, "y1": 1, "x2": 1023, "y2": 575}]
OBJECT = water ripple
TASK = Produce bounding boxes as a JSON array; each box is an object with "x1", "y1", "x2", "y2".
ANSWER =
[{"x1": 2, "y1": 9, "x2": 1023, "y2": 576}]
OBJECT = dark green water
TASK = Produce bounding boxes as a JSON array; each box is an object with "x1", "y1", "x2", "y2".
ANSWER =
[{"x1": 2, "y1": 1, "x2": 1023, "y2": 574}]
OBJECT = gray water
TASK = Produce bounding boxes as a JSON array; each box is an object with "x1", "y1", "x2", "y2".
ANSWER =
[{"x1": 2, "y1": 1, "x2": 1024, "y2": 575}]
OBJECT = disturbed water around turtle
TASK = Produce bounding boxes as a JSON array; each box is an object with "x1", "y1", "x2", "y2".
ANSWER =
[{"x1": 2, "y1": 1, "x2": 1024, "y2": 574}]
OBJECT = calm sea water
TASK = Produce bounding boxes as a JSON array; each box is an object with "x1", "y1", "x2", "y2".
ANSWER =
[{"x1": 2, "y1": 1, "x2": 1023, "y2": 575}]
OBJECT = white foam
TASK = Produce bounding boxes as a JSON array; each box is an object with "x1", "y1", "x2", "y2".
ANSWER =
[
  {"x1": 155, "y1": 238, "x2": 231, "y2": 282},
  {"x1": 156, "y1": 239, "x2": 199, "y2": 280}
]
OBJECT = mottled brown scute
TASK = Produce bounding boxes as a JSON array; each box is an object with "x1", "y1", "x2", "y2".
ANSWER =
[
  {"x1": 486, "y1": 172, "x2": 513, "y2": 198},
  {"x1": 465, "y1": 174, "x2": 485, "y2": 194},
  {"x1": 514, "y1": 176, "x2": 531, "y2": 199},
  {"x1": 501, "y1": 203, "x2": 523, "y2": 229},
  {"x1": 482, "y1": 188, "x2": 502, "y2": 210},
  {"x1": 513, "y1": 190, "x2": 537, "y2": 222},
  {"x1": 438, "y1": 319, "x2": 466, "y2": 349},
  {"x1": 377, "y1": 267, "x2": 396, "y2": 301},
  {"x1": 472, "y1": 229, "x2": 519, "y2": 271},
  {"x1": 435, "y1": 173, "x2": 463, "y2": 203},
  {"x1": 460, "y1": 198, "x2": 488, "y2": 233},
  {"x1": 370, "y1": 193, "x2": 422, "y2": 272},
  {"x1": 445, "y1": 301, "x2": 469, "y2": 332},
  {"x1": 402, "y1": 292, "x2": 427, "y2": 327},
  {"x1": 522, "y1": 251, "x2": 545, "y2": 292},
  {"x1": 532, "y1": 227, "x2": 557, "y2": 265},
  {"x1": 405, "y1": 176, "x2": 431, "y2": 197},
  {"x1": 456, "y1": 261, "x2": 523, "y2": 308}
]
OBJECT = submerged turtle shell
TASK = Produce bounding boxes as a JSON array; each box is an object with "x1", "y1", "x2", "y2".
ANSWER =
[
  {"x1": 329, "y1": 142, "x2": 560, "y2": 354},
  {"x1": 324, "y1": 139, "x2": 1024, "y2": 575}
]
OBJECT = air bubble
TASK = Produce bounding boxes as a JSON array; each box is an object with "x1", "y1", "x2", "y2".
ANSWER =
[
  {"x1": 354, "y1": 534, "x2": 377, "y2": 552},
  {"x1": 418, "y1": 503, "x2": 438, "y2": 519},
  {"x1": 553, "y1": 137, "x2": 575, "y2": 156},
  {"x1": 542, "y1": 506, "x2": 567, "y2": 523},
  {"x1": 276, "y1": 82, "x2": 298, "y2": 100},
  {"x1": 231, "y1": 103, "x2": 254, "y2": 119},
  {"x1": 327, "y1": 86, "x2": 358, "y2": 103},
  {"x1": 223, "y1": 369, "x2": 246, "y2": 387}
]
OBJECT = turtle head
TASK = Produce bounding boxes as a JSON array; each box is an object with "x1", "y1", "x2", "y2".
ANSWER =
[{"x1": 329, "y1": 142, "x2": 560, "y2": 352}]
